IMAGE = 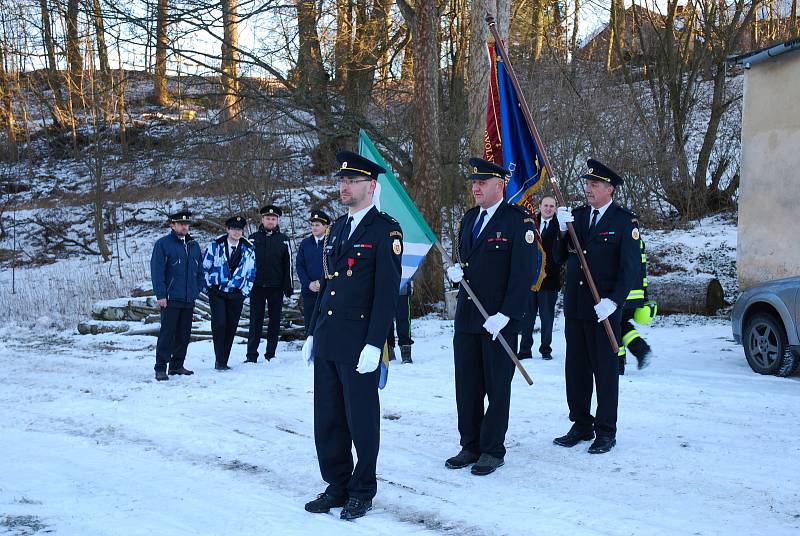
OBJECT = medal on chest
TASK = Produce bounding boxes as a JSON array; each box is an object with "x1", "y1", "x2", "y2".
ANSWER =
[{"x1": 347, "y1": 257, "x2": 355, "y2": 277}]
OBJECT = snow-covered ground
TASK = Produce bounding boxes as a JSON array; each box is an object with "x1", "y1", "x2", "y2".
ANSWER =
[{"x1": 2, "y1": 313, "x2": 799, "y2": 535}]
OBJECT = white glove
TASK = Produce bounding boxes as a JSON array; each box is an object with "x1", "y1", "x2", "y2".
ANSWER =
[
  {"x1": 557, "y1": 207, "x2": 574, "y2": 232},
  {"x1": 356, "y1": 344, "x2": 382, "y2": 374},
  {"x1": 483, "y1": 312, "x2": 510, "y2": 340},
  {"x1": 446, "y1": 264, "x2": 464, "y2": 284},
  {"x1": 302, "y1": 336, "x2": 314, "y2": 365},
  {"x1": 594, "y1": 298, "x2": 617, "y2": 322}
]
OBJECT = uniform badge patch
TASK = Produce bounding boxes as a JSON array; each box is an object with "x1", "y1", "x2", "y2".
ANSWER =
[
  {"x1": 525, "y1": 230, "x2": 535, "y2": 244},
  {"x1": 392, "y1": 239, "x2": 402, "y2": 255},
  {"x1": 632, "y1": 228, "x2": 640, "y2": 240},
  {"x1": 389, "y1": 230, "x2": 402, "y2": 238}
]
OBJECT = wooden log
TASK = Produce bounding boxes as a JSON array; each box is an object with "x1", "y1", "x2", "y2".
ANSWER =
[{"x1": 647, "y1": 273, "x2": 725, "y2": 315}]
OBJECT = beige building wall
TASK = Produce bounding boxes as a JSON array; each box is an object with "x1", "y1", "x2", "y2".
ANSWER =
[{"x1": 738, "y1": 52, "x2": 800, "y2": 289}]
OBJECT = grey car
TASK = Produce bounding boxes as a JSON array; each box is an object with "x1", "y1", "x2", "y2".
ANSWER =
[{"x1": 732, "y1": 276, "x2": 800, "y2": 376}]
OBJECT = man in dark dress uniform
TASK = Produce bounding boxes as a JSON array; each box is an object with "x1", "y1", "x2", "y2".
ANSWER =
[
  {"x1": 301, "y1": 151, "x2": 402, "y2": 520},
  {"x1": 296, "y1": 210, "x2": 331, "y2": 334},
  {"x1": 519, "y1": 195, "x2": 563, "y2": 361},
  {"x1": 444, "y1": 157, "x2": 538, "y2": 476},
  {"x1": 552, "y1": 159, "x2": 641, "y2": 454},
  {"x1": 150, "y1": 210, "x2": 205, "y2": 381},
  {"x1": 246, "y1": 205, "x2": 293, "y2": 362}
]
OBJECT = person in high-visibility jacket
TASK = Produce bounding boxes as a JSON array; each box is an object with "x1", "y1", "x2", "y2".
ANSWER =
[{"x1": 617, "y1": 236, "x2": 654, "y2": 374}]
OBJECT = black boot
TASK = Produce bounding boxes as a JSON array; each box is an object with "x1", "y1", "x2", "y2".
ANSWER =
[
  {"x1": 340, "y1": 497, "x2": 372, "y2": 520},
  {"x1": 215, "y1": 363, "x2": 231, "y2": 371},
  {"x1": 304, "y1": 492, "x2": 347, "y2": 513},
  {"x1": 155, "y1": 370, "x2": 169, "y2": 381},
  {"x1": 445, "y1": 449, "x2": 480, "y2": 469},
  {"x1": 553, "y1": 425, "x2": 594, "y2": 447},
  {"x1": 471, "y1": 454, "x2": 504, "y2": 476},
  {"x1": 168, "y1": 366, "x2": 194, "y2": 376},
  {"x1": 400, "y1": 345, "x2": 412, "y2": 364},
  {"x1": 629, "y1": 338, "x2": 653, "y2": 369},
  {"x1": 588, "y1": 436, "x2": 616, "y2": 454}
]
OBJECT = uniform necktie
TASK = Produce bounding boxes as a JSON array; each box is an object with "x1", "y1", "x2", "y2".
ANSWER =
[
  {"x1": 590, "y1": 209, "x2": 600, "y2": 231},
  {"x1": 339, "y1": 216, "x2": 353, "y2": 252},
  {"x1": 471, "y1": 210, "x2": 487, "y2": 245},
  {"x1": 541, "y1": 220, "x2": 548, "y2": 234}
]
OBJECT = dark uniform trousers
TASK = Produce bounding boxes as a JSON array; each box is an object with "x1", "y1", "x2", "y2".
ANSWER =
[
  {"x1": 313, "y1": 357, "x2": 381, "y2": 500},
  {"x1": 565, "y1": 311, "x2": 621, "y2": 438},
  {"x1": 453, "y1": 329, "x2": 517, "y2": 458},
  {"x1": 247, "y1": 286, "x2": 283, "y2": 360},
  {"x1": 308, "y1": 207, "x2": 402, "y2": 502},
  {"x1": 209, "y1": 288, "x2": 245, "y2": 366},
  {"x1": 387, "y1": 293, "x2": 412, "y2": 347},
  {"x1": 301, "y1": 289, "x2": 318, "y2": 336},
  {"x1": 519, "y1": 289, "x2": 558, "y2": 357},
  {"x1": 452, "y1": 202, "x2": 537, "y2": 459},
  {"x1": 155, "y1": 301, "x2": 194, "y2": 371}
]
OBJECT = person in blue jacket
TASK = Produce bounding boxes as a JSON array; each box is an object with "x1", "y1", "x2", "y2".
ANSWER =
[
  {"x1": 296, "y1": 210, "x2": 331, "y2": 334},
  {"x1": 202, "y1": 216, "x2": 257, "y2": 370},
  {"x1": 150, "y1": 210, "x2": 205, "y2": 381}
]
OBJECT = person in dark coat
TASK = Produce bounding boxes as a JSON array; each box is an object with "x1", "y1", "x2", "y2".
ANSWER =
[
  {"x1": 245, "y1": 205, "x2": 293, "y2": 362},
  {"x1": 551, "y1": 159, "x2": 641, "y2": 454},
  {"x1": 444, "y1": 157, "x2": 538, "y2": 476},
  {"x1": 296, "y1": 210, "x2": 331, "y2": 335},
  {"x1": 519, "y1": 195, "x2": 563, "y2": 360},
  {"x1": 150, "y1": 210, "x2": 205, "y2": 381},
  {"x1": 202, "y1": 216, "x2": 257, "y2": 370},
  {"x1": 301, "y1": 151, "x2": 402, "y2": 521}
]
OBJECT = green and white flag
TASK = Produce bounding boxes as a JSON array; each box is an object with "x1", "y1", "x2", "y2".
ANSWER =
[{"x1": 359, "y1": 129, "x2": 436, "y2": 293}]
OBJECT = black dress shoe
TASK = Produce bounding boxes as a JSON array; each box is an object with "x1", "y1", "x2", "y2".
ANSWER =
[
  {"x1": 541, "y1": 354, "x2": 553, "y2": 360},
  {"x1": 155, "y1": 370, "x2": 169, "y2": 381},
  {"x1": 517, "y1": 353, "x2": 532, "y2": 360},
  {"x1": 243, "y1": 358, "x2": 258, "y2": 363},
  {"x1": 340, "y1": 497, "x2": 372, "y2": 520},
  {"x1": 445, "y1": 449, "x2": 480, "y2": 469},
  {"x1": 400, "y1": 345, "x2": 412, "y2": 364},
  {"x1": 470, "y1": 454, "x2": 504, "y2": 476},
  {"x1": 553, "y1": 426, "x2": 594, "y2": 447},
  {"x1": 588, "y1": 436, "x2": 616, "y2": 454},
  {"x1": 168, "y1": 367, "x2": 194, "y2": 375},
  {"x1": 304, "y1": 492, "x2": 347, "y2": 513},
  {"x1": 215, "y1": 364, "x2": 231, "y2": 371}
]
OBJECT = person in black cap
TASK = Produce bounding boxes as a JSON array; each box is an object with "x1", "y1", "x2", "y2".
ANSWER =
[
  {"x1": 301, "y1": 150, "x2": 402, "y2": 521},
  {"x1": 202, "y1": 216, "x2": 257, "y2": 370},
  {"x1": 246, "y1": 204, "x2": 293, "y2": 363},
  {"x1": 443, "y1": 157, "x2": 538, "y2": 476},
  {"x1": 150, "y1": 210, "x2": 205, "y2": 381},
  {"x1": 551, "y1": 158, "x2": 641, "y2": 454},
  {"x1": 296, "y1": 210, "x2": 331, "y2": 334}
]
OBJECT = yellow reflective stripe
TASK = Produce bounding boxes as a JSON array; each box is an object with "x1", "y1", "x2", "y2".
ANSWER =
[
  {"x1": 627, "y1": 289, "x2": 645, "y2": 300},
  {"x1": 642, "y1": 277, "x2": 648, "y2": 287},
  {"x1": 641, "y1": 254, "x2": 647, "y2": 263},
  {"x1": 617, "y1": 347, "x2": 626, "y2": 356},
  {"x1": 622, "y1": 329, "x2": 640, "y2": 347}
]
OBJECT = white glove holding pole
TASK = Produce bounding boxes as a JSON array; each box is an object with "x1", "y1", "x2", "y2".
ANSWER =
[
  {"x1": 446, "y1": 264, "x2": 464, "y2": 284},
  {"x1": 557, "y1": 207, "x2": 574, "y2": 232},
  {"x1": 302, "y1": 336, "x2": 314, "y2": 365},
  {"x1": 594, "y1": 298, "x2": 617, "y2": 322},
  {"x1": 356, "y1": 344, "x2": 382, "y2": 374},
  {"x1": 483, "y1": 312, "x2": 510, "y2": 340}
]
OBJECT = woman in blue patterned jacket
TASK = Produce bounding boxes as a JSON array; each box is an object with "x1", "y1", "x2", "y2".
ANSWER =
[{"x1": 202, "y1": 216, "x2": 257, "y2": 370}]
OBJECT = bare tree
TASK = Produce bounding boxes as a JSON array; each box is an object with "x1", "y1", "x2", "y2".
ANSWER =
[
  {"x1": 220, "y1": 0, "x2": 240, "y2": 122},
  {"x1": 153, "y1": 0, "x2": 169, "y2": 105}
]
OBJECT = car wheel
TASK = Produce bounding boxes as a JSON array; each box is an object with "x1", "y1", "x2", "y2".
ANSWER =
[{"x1": 743, "y1": 312, "x2": 798, "y2": 376}]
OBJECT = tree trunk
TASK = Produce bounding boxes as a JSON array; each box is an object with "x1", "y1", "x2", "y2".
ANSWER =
[
  {"x1": 65, "y1": 0, "x2": 84, "y2": 110},
  {"x1": 92, "y1": 158, "x2": 112, "y2": 261},
  {"x1": 570, "y1": 0, "x2": 580, "y2": 73},
  {"x1": 90, "y1": 0, "x2": 112, "y2": 88},
  {"x1": 40, "y1": 0, "x2": 67, "y2": 126},
  {"x1": 647, "y1": 274, "x2": 725, "y2": 315},
  {"x1": 399, "y1": 0, "x2": 444, "y2": 310},
  {"x1": 153, "y1": 0, "x2": 169, "y2": 105},
  {"x1": 334, "y1": 0, "x2": 353, "y2": 88},
  {"x1": 0, "y1": 43, "x2": 18, "y2": 162},
  {"x1": 467, "y1": 0, "x2": 491, "y2": 157},
  {"x1": 220, "y1": 0, "x2": 240, "y2": 123},
  {"x1": 295, "y1": 0, "x2": 338, "y2": 172}
]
